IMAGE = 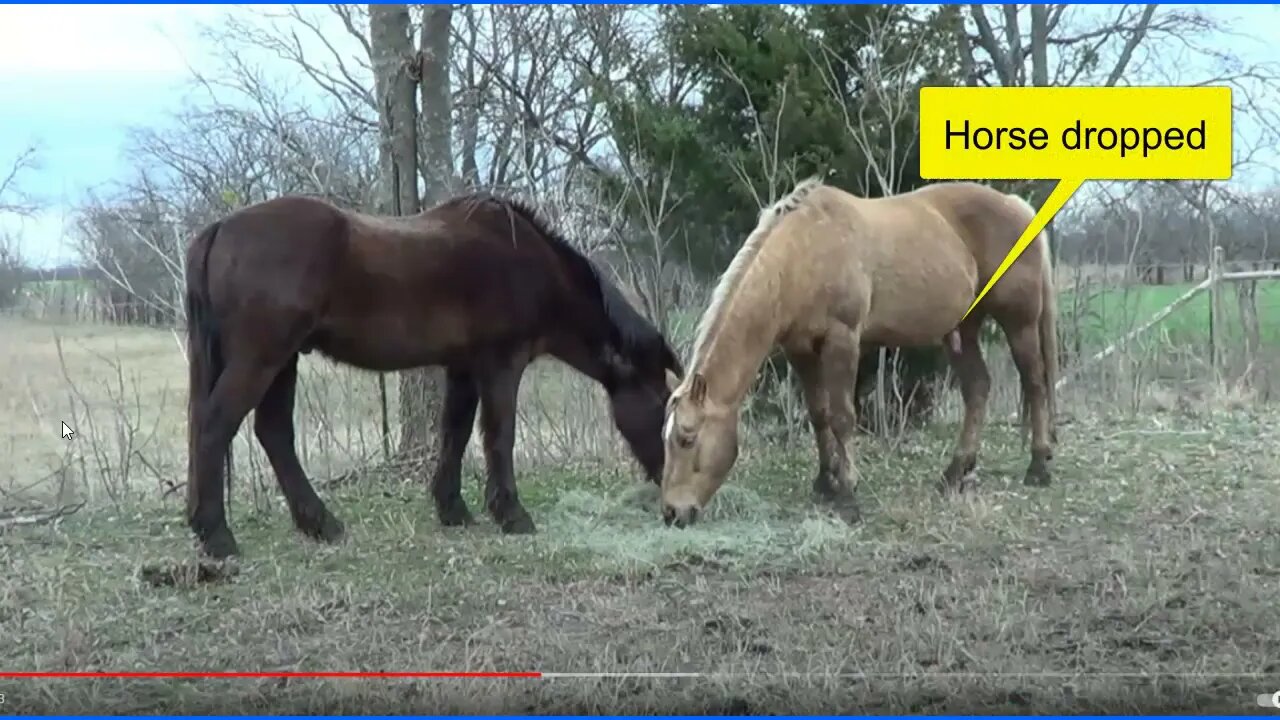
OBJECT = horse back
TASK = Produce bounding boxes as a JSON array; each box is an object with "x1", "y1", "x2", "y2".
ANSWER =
[
  {"x1": 911, "y1": 183, "x2": 1040, "y2": 273},
  {"x1": 316, "y1": 197, "x2": 581, "y2": 369},
  {"x1": 913, "y1": 184, "x2": 1049, "y2": 315}
]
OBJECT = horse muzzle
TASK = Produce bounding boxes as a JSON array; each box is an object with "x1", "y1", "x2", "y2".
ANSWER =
[{"x1": 662, "y1": 502, "x2": 700, "y2": 528}]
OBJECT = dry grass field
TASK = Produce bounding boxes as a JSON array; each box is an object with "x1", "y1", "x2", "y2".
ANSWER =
[{"x1": 2, "y1": 304, "x2": 1279, "y2": 713}]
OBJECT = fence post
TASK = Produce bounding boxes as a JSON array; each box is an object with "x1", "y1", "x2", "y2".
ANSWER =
[{"x1": 1209, "y1": 245, "x2": 1224, "y2": 376}]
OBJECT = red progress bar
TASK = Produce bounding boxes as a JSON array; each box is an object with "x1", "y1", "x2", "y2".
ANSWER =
[{"x1": 0, "y1": 671, "x2": 541, "y2": 679}]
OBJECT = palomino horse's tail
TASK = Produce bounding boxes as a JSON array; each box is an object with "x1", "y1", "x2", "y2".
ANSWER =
[
  {"x1": 1038, "y1": 231, "x2": 1059, "y2": 445},
  {"x1": 184, "y1": 220, "x2": 231, "y2": 521},
  {"x1": 1006, "y1": 192, "x2": 1059, "y2": 447}
]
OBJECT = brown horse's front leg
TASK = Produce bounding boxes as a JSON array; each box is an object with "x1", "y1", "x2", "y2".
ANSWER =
[
  {"x1": 430, "y1": 368, "x2": 480, "y2": 527},
  {"x1": 476, "y1": 360, "x2": 536, "y2": 534}
]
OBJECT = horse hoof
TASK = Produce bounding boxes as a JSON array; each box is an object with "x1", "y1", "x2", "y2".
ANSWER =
[
  {"x1": 316, "y1": 512, "x2": 346, "y2": 544},
  {"x1": 938, "y1": 474, "x2": 977, "y2": 495},
  {"x1": 939, "y1": 456, "x2": 976, "y2": 493},
  {"x1": 500, "y1": 511, "x2": 537, "y2": 535},
  {"x1": 437, "y1": 501, "x2": 476, "y2": 528},
  {"x1": 1024, "y1": 449, "x2": 1052, "y2": 487},
  {"x1": 833, "y1": 502, "x2": 861, "y2": 525},
  {"x1": 294, "y1": 502, "x2": 345, "y2": 540},
  {"x1": 820, "y1": 494, "x2": 861, "y2": 525},
  {"x1": 199, "y1": 526, "x2": 240, "y2": 559},
  {"x1": 1023, "y1": 469, "x2": 1052, "y2": 487}
]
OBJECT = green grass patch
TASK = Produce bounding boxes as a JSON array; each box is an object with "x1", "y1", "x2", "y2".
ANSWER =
[{"x1": 1060, "y1": 281, "x2": 1280, "y2": 349}]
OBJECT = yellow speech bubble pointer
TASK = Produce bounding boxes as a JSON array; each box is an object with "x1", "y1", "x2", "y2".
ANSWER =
[{"x1": 962, "y1": 177, "x2": 1081, "y2": 320}]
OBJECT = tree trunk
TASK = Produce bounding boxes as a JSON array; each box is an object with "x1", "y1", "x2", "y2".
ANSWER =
[
  {"x1": 419, "y1": 4, "x2": 455, "y2": 203},
  {"x1": 369, "y1": 3, "x2": 441, "y2": 467},
  {"x1": 397, "y1": 3, "x2": 456, "y2": 465}
]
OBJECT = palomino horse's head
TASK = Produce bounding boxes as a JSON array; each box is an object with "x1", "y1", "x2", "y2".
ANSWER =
[
  {"x1": 660, "y1": 372, "x2": 739, "y2": 527},
  {"x1": 602, "y1": 340, "x2": 684, "y2": 483}
]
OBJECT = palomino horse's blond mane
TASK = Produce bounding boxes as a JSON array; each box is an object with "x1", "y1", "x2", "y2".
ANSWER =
[
  {"x1": 661, "y1": 176, "x2": 1058, "y2": 528},
  {"x1": 689, "y1": 176, "x2": 825, "y2": 371}
]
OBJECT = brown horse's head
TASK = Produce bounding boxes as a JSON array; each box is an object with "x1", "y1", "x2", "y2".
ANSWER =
[
  {"x1": 559, "y1": 253, "x2": 684, "y2": 484},
  {"x1": 600, "y1": 327, "x2": 684, "y2": 483},
  {"x1": 659, "y1": 372, "x2": 739, "y2": 527},
  {"x1": 495, "y1": 197, "x2": 685, "y2": 485}
]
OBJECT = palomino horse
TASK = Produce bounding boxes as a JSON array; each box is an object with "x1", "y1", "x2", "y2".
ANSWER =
[
  {"x1": 660, "y1": 178, "x2": 1057, "y2": 527},
  {"x1": 185, "y1": 191, "x2": 683, "y2": 558}
]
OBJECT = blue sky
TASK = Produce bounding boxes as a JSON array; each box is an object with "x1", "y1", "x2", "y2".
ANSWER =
[
  {"x1": 2, "y1": 3, "x2": 1280, "y2": 268},
  {"x1": 0, "y1": 4, "x2": 236, "y2": 266}
]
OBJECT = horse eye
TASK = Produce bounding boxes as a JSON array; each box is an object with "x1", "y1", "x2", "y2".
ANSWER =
[{"x1": 676, "y1": 433, "x2": 695, "y2": 449}]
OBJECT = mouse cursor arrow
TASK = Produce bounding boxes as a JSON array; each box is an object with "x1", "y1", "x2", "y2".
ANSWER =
[{"x1": 61, "y1": 421, "x2": 75, "y2": 440}]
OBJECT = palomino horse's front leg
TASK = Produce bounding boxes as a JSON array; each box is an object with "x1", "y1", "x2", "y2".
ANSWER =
[
  {"x1": 940, "y1": 319, "x2": 991, "y2": 492},
  {"x1": 785, "y1": 349, "x2": 837, "y2": 496},
  {"x1": 813, "y1": 328, "x2": 863, "y2": 522},
  {"x1": 1002, "y1": 321, "x2": 1053, "y2": 486},
  {"x1": 476, "y1": 359, "x2": 537, "y2": 534}
]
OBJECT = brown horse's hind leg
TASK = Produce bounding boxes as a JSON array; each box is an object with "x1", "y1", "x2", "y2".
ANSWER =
[
  {"x1": 189, "y1": 358, "x2": 284, "y2": 559},
  {"x1": 1002, "y1": 321, "x2": 1053, "y2": 486},
  {"x1": 940, "y1": 319, "x2": 991, "y2": 493},
  {"x1": 476, "y1": 359, "x2": 536, "y2": 534},
  {"x1": 429, "y1": 367, "x2": 480, "y2": 527},
  {"x1": 253, "y1": 355, "x2": 345, "y2": 544}
]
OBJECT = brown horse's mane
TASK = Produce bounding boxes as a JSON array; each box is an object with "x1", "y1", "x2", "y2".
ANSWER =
[{"x1": 458, "y1": 191, "x2": 681, "y2": 375}]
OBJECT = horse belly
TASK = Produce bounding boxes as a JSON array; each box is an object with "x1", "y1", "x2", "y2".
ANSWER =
[
  {"x1": 311, "y1": 311, "x2": 467, "y2": 371},
  {"x1": 863, "y1": 270, "x2": 974, "y2": 347}
]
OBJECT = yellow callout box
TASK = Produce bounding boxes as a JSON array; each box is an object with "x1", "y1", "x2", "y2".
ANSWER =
[{"x1": 918, "y1": 85, "x2": 1233, "y2": 318}]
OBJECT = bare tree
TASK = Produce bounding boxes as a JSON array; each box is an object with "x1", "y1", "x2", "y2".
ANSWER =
[
  {"x1": 0, "y1": 145, "x2": 39, "y2": 309},
  {"x1": 419, "y1": 4, "x2": 455, "y2": 201},
  {"x1": 369, "y1": 3, "x2": 442, "y2": 465},
  {"x1": 0, "y1": 145, "x2": 39, "y2": 216},
  {"x1": 370, "y1": 5, "x2": 421, "y2": 218}
]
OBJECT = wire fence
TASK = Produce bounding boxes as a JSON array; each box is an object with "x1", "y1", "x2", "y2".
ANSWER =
[{"x1": 4, "y1": 252, "x2": 1279, "y2": 507}]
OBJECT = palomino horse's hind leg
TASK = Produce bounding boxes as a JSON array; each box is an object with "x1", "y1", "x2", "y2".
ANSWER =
[
  {"x1": 189, "y1": 357, "x2": 284, "y2": 559},
  {"x1": 475, "y1": 358, "x2": 536, "y2": 534},
  {"x1": 940, "y1": 319, "x2": 991, "y2": 493},
  {"x1": 253, "y1": 355, "x2": 345, "y2": 544},
  {"x1": 1001, "y1": 321, "x2": 1052, "y2": 486},
  {"x1": 429, "y1": 367, "x2": 480, "y2": 527}
]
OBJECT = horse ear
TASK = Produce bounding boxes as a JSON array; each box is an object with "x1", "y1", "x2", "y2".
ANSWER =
[
  {"x1": 665, "y1": 368, "x2": 681, "y2": 393},
  {"x1": 689, "y1": 373, "x2": 707, "y2": 405}
]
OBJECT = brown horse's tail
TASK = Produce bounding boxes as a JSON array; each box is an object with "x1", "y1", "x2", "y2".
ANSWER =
[
  {"x1": 185, "y1": 220, "x2": 231, "y2": 521},
  {"x1": 1038, "y1": 232, "x2": 1059, "y2": 445}
]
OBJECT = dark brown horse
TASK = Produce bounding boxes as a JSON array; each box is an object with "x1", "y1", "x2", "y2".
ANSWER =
[{"x1": 185, "y1": 191, "x2": 683, "y2": 559}]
